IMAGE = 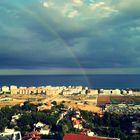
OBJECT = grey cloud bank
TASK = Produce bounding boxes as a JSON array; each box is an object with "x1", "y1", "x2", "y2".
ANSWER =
[{"x1": 0, "y1": 0, "x2": 140, "y2": 74}]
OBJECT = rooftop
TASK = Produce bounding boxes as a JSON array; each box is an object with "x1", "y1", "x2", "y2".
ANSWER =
[{"x1": 63, "y1": 133, "x2": 120, "y2": 140}]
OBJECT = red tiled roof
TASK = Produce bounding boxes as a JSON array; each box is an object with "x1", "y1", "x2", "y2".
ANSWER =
[{"x1": 63, "y1": 133, "x2": 119, "y2": 140}]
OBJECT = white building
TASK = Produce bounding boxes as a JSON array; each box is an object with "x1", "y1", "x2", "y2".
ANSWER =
[
  {"x1": 10, "y1": 85, "x2": 18, "y2": 94},
  {"x1": 34, "y1": 122, "x2": 50, "y2": 135},
  {"x1": 2, "y1": 86, "x2": 10, "y2": 93},
  {"x1": 11, "y1": 114, "x2": 21, "y2": 123},
  {"x1": 80, "y1": 90, "x2": 86, "y2": 95},
  {"x1": 87, "y1": 89, "x2": 98, "y2": 96},
  {"x1": 0, "y1": 128, "x2": 22, "y2": 140},
  {"x1": 87, "y1": 131, "x2": 95, "y2": 136},
  {"x1": 100, "y1": 89, "x2": 121, "y2": 95}
]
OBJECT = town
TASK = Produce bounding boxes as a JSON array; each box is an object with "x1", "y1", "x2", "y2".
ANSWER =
[{"x1": 0, "y1": 85, "x2": 140, "y2": 140}]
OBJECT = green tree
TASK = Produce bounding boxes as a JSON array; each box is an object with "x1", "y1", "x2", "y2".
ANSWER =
[
  {"x1": 0, "y1": 113, "x2": 8, "y2": 132},
  {"x1": 61, "y1": 120, "x2": 72, "y2": 134},
  {"x1": 94, "y1": 114, "x2": 102, "y2": 126},
  {"x1": 22, "y1": 101, "x2": 31, "y2": 111},
  {"x1": 17, "y1": 112, "x2": 33, "y2": 132},
  {"x1": 103, "y1": 112, "x2": 111, "y2": 126},
  {"x1": 51, "y1": 101, "x2": 57, "y2": 106},
  {"x1": 110, "y1": 114, "x2": 120, "y2": 127},
  {"x1": 32, "y1": 112, "x2": 46, "y2": 123},
  {"x1": 1, "y1": 106, "x2": 15, "y2": 120},
  {"x1": 132, "y1": 135, "x2": 140, "y2": 140}
]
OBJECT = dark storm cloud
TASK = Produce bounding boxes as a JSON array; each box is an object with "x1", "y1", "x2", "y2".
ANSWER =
[{"x1": 0, "y1": 0, "x2": 140, "y2": 73}]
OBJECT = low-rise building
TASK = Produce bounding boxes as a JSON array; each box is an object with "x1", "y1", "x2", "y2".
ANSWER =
[
  {"x1": 10, "y1": 85, "x2": 18, "y2": 94},
  {"x1": 34, "y1": 122, "x2": 51, "y2": 135},
  {"x1": 87, "y1": 89, "x2": 98, "y2": 96},
  {"x1": 37, "y1": 101, "x2": 52, "y2": 111},
  {"x1": 2, "y1": 86, "x2": 10, "y2": 93},
  {"x1": 11, "y1": 114, "x2": 21, "y2": 123},
  {"x1": 100, "y1": 89, "x2": 121, "y2": 95},
  {"x1": 0, "y1": 128, "x2": 22, "y2": 140}
]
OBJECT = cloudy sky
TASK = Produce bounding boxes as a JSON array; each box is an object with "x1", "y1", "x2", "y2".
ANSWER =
[{"x1": 0, "y1": 0, "x2": 140, "y2": 75}]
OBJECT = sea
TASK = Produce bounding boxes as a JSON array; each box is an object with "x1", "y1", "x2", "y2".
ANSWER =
[{"x1": 0, "y1": 74, "x2": 140, "y2": 89}]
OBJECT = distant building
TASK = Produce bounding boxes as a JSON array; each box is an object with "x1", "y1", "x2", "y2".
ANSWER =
[
  {"x1": 62, "y1": 86, "x2": 83, "y2": 95},
  {"x1": 81, "y1": 90, "x2": 86, "y2": 95},
  {"x1": 121, "y1": 90, "x2": 127, "y2": 95},
  {"x1": 99, "y1": 89, "x2": 121, "y2": 95},
  {"x1": 87, "y1": 89, "x2": 98, "y2": 96},
  {"x1": 127, "y1": 89, "x2": 133, "y2": 95},
  {"x1": 2, "y1": 86, "x2": 10, "y2": 93},
  {"x1": 0, "y1": 85, "x2": 96, "y2": 96},
  {"x1": 10, "y1": 86, "x2": 18, "y2": 94},
  {"x1": 18, "y1": 87, "x2": 27, "y2": 94}
]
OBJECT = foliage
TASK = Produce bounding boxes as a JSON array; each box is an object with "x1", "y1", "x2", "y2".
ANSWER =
[
  {"x1": 0, "y1": 106, "x2": 17, "y2": 132},
  {"x1": 22, "y1": 101, "x2": 37, "y2": 111},
  {"x1": 17, "y1": 112, "x2": 34, "y2": 132},
  {"x1": 0, "y1": 102, "x2": 140, "y2": 140},
  {"x1": 51, "y1": 101, "x2": 57, "y2": 106},
  {"x1": 61, "y1": 120, "x2": 72, "y2": 134}
]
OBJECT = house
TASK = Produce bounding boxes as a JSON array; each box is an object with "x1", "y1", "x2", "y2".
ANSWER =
[
  {"x1": 131, "y1": 121, "x2": 140, "y2": 134},
  {"x1": 11, "y1": 114, "x2": 21, "y2": 123},
  {"x1": 80, "y1": 128, "x2": 95, "y2": 137},
  {"x1": 23, "y1": 131, "x2": 40, "y2": 140},
  {"x1": 37, "y1": 101, "x2": 52, "y2": 111},
  {"x1": 40, "y1": 125, "x2": 50, "y2": 135},
  {"x1": 71, "y1": 115, "x2": 83, "y2": 130},
  {"x1": 34, "y1": 122, "x2": 44, "y2": 128},
  {"x1": 73, "y1": 120, "x2": 83, "y2": 129},
  {"x1": 63, "y1": 133, "x2": 120, "y2": 140},
  {"x1": 23, "y1": 122, "x2": 51, "y2": 140},
  {"x1": 34, "y1": 122, "x2": 51, "y2": 135},
  {"x1": 0, "y1": 128, "x2": 22, "y2": 140}
]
